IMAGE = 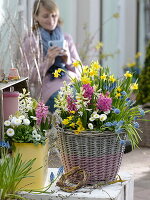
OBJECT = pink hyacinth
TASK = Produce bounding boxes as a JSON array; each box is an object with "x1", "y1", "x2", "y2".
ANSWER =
[
  {"x1": 83, "y1": 84, "x2": 94, "y2": 100},
  {"x1": 35, "y1": 102, "x2": 49, "y2": 125},
  {"x1": 97, "y1": 93, "x2": 112, "y2": 112},
  {"x1": 67, "y1": 95, "x2": 77, "y2": 112}
]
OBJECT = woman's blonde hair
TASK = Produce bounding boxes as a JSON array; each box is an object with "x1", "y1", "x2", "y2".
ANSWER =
[{"x1": 32, "y1": 0, "x2": 62, "y2": 31}]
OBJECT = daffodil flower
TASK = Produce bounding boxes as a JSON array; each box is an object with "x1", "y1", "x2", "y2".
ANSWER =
[
  {"x1": 99, "y1": 114, "x2": 107, "y2": 121},
  {"x1": 131, "y1": 83, "x2": 138, "y2": 90},
  {"x1": 124, "y1": 71, "x2": 132, "y2": 78}
]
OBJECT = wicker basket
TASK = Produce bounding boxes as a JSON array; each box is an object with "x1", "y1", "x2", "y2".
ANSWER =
[
  {"x1": 57, "y1": 129, "x2": 125, "y2": 185},
  {"x1": 138, "y1": 107, "x2": 150, "y2": 147}
]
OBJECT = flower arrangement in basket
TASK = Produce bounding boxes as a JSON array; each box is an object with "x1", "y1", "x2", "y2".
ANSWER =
[
  {"x1": 53, "y1": 60, "x2": 145, "y2": 185},
  {"x1": 4, "y1": 89, "x2": 51, "y2": 145}
]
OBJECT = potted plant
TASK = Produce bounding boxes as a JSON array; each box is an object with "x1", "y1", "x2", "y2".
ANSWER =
[
  {"x1": 4, "y1": 89, "x2": 51, "y2": 190},
  {"x1": 53, "y1": 60, "x2": 145, "y2": 185},
  {"x1": 136, "y1": 42, "x2": 150, "y2": 147}
]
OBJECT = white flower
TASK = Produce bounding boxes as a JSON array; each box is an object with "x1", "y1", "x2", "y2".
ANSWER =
[
  {"x1": 14, "y1": 118, "x2": 22, "y2": 126},
  {"x1": 104, "y1": 110, "x2": 111, "y2": 115},
  {"x1": 23, "y1": 119, "x2": 30, "y2": 125},
  {"x1": 11, "y1": 117, "x2": 18, "y2": 125},
  {"x1": 32, "y1": 129, "x2": 38, "y2": 137},
  {"x1": 78, "y1": 111, "x2": 83, "y2": 116},
  {"x1": 6, "y1": 128, "x2": 15, "y2": 137},
  {"x1": 4, "y1": 120, "x2": 11, "y2": 126},
  {"x1": 19, "y1": 115, "x2": 25, "y2": 120},
  {"x1": 35, "y1": 134, "x2": 41, "y2": 141},
  {"x1": 99, "y1": 114, "x2": 107, "y2": 121},
  {"x1": 88, "y1": 123, "x2": 93, "y2": 130},
  {"x1": 89, "y1": 117, "x2": 95, "y2": 122},
  {"x1": 93, "y1": 113, "x2": 100, "y2": 119},
  {"x1": 30, "y1": 116, "x2": 37, "y2": 120}
]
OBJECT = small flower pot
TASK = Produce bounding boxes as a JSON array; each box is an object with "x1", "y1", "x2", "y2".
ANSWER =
[{"x1": 13, "y1": 139, "x2": 49, "y2": 190}]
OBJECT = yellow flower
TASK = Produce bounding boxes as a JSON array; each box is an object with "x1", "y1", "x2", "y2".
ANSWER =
[
  {"x1": 95, "y1": 42, "x2": 103, "y2": 50},
  {"x1": 76, "y1": 118, "x2": 82, "y2": 126},
  {"x1": 100, "y1": 73, "x2": 107, "y2": 80},
  {"x1": 74, "y1": 129, "x2": 80, "y2": 134},
  {"x1": 70, "y1": 111, "x2": 75, "y2": 114},
  {"x1": 127, "y1": 62, "x2": 136, "y2": 67},
  {"x1": 77, "y1": 125, "x2": 85, "y2": 132},
  {"x1": 117, "y1": 87, "x2": 121, "y2": 92},
  {"x1": 124, "y1": 71, "x2": 133, "y2": 78},
  {"x1": 89, "y1": 69, "x2": 98, "y2": 76},
  {"x1": 109, "y1": 75, "x2": 116, "y2": 82},
  {"x1": 53, "y1": 69, "x2": 61, "y2": 78},
  {"x1": 91, "y1": 61, "x2": 102, "y2": 70},
  {"x1": 116, "y1": 93, "x2": 121, "y2": 98},
  {"x1": 62, "y1": 119, "x2": 69, "y2": 125},
  {"x1": 73, "y1": 60, "x2": 80, "y2": 67},
  {"x1": 131, "y1": 83, "x2": 138, "y2": 90},
  {"x1": 135, "y1": 52, "x2": 142, "y2": 59},
  {"x1": 70, "y1": 122, "x2": 75, "y2": 128},
  {"x1": 67, "y1": 116, "x2": 73, "y2": 121},
  {"x1": 81, "y1": 76, "x2": 91, "y2": 84},
  {"x1": 83, "y1": 65, "x2": 89, "y2": 73}
]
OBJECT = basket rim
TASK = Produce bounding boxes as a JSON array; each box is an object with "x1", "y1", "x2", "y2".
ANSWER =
[{"x1": 58, "y1": 128, "x2": 125, "y2": 137}]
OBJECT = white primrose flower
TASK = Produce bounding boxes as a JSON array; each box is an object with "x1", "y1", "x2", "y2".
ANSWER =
[
  {"x1": 99, "y1": 114, "x2": 107, "y2": 122},
  {"x1": 4, "y1": 120, "x2": 11, "y2": 126},
  {"x1": 23, "y1": 118, "x2": 30, "y2": 125},
  {"x1": 35, "y1": 134, "x2": 41, "y2": 141},
  {"x1": 89, "y1": 117, "x2": 95, "y2": 122},
  {"x1": 14, "y1": 118, "x2": 22, "y2": 126},
  {"x1": 88, "y1": 123, "x2": 93, "y2": 130},
  {"x1": 11, "y1": 117, "x2": 18, "y2": 126},
  {"x1": 6, "y1": 128, "x2": 15, "y2": 137},
  {"x1": 93, "y1": 113, "x2": 100, "y2": 119}
]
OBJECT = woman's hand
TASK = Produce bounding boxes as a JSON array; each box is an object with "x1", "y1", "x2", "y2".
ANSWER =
[{"x1": 46, "y1": 46, "x2": 63, "y2": 66}]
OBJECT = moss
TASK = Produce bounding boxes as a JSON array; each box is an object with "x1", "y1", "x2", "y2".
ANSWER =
[{"x1": 136, "y1": 41, "x2": 150, "y2": 105}]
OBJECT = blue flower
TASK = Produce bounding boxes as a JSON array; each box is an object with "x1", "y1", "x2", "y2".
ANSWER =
[
  {"x1": 115, "y1": 127, "x2": 124, "y2": 133},
  {"x1": 114, "y1": 108, "x2": 120, "y2": 114},
  {"x1": 121, "y1": 91, "x2": 127, "y2": 96},
  {"x1": 120, "y1": 140, "x2": 126, "y2": 145},
  {"x1": 112, "y1": 121, "x2": 118, "y2": 126},
  {"x1": 125, "y1": 97, "x2": 130, "y2": 102},
  {"x1": 50, "y1": 172, "x2": 55, "y2": 182},
  {"x1": 57, "y1": 166, "x2": 64, "y2": 176},
  {"x1": 0, "y1": 141, "x2": 10, "y2": 148},
  {"x1": 117, "y1": 120, "x2": 124, "y2": 127},
  {"x1": 104, "y1": 122, "x2": 112, "y2": 127},
  {"x1": 133, "y1": 122, "x2": 140, "y2": 129},
  {"x1": 138, "y1": 108, "x2": 145, "y2": 116}
]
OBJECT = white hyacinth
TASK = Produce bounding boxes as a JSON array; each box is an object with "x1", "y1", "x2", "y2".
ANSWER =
[
  {"x1": 88, "y1": 123, "x2": 93, "y2": 130},
  {"x1": 4, "y1": 120, "x2": 11, "y2": 126},
  {"x1": 6, "y1": 128, "x2": 15, "y2": 137},
  {"x1": 99, "y1": 114, "x2": 107, "y2": 121}
]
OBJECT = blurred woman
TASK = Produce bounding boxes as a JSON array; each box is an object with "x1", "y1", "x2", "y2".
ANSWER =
[{"x1": 21, "y1": 0, "x2": 80, "y2": 112}]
